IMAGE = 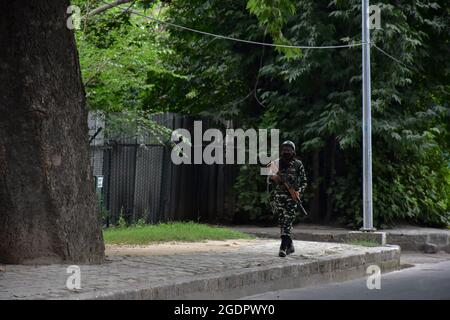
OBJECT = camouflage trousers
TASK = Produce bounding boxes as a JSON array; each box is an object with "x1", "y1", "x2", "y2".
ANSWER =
[{"x1": 269, "y1": 191, "x2": 298, "y2": 238}]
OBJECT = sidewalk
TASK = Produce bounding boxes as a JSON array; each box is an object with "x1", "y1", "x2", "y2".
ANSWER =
[
  {"x1": 0, "y1": 239, "x2": 399, "y2": 300},
  {"x1": 230, "y1": 224, "x2": 450, "y2": 253}
]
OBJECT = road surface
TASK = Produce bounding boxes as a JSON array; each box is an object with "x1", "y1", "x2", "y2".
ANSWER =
[{"x1": 243, "y1": 253, "x2": 450, "y2": 300}]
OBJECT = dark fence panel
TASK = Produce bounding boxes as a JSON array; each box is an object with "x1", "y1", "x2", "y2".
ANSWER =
[
  {"x1": 134, "y1": 145, "x2": 165, "y2": 223},
  {"x1": 108, "y1": 145, "x2": 136, "y2": 223},
  {"x1": 99, "y1": 113, "x2": 240, "y2": 225}
]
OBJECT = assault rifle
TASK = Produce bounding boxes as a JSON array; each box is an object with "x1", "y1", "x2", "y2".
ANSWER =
[{"x1": 277, "y1": 173, "x2": 308, "y2": 216}]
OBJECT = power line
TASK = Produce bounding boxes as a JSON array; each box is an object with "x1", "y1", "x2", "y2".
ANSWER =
[
  {"x1": 372, "y1": 44, "x2": 414, "y2": 71},
  {"x1": 117, "y1": 0, "x2": 137, "y2": 16},
  {"x1": 108, "y1": 2, "x2": 366, "y2": 50},
  {"x1": 96, "y1": 2, "x2": 412, "y2": 71},
  {"x1": 254, "y1": 27, "x2": 268, "y2": 108}
]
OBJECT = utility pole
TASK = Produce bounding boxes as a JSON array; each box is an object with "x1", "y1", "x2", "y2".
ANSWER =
[{"x1": 361, "y1": 0, "x2": 375, "y2": 231}]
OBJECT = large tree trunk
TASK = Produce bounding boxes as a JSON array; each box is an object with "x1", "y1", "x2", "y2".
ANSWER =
[{"x1": 0, "y1": 1, "x2": 105, "y2": 264}]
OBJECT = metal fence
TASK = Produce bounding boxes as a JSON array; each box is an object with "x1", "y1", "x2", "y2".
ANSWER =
[{"x1": 89, "y1": 112, "x2": 239, "y2": 226}]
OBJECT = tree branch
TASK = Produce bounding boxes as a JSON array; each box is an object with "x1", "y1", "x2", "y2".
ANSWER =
[{"x1": 87, "y1": 0, "x2": 134, "y2": 17}]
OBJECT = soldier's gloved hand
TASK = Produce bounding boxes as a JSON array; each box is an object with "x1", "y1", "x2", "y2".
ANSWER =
[{"x1": 270, "y1": 175, "x2": 282, "y2": 185}]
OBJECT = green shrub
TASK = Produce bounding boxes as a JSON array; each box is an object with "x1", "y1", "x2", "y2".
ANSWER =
[{"x1": 117, "y1": 208, "x2": 127, "y2": 228}]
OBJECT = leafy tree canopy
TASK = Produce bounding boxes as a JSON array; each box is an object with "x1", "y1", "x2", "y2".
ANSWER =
[{"x1": 73, "y1": 0, "x2": 450, "y2": 227}]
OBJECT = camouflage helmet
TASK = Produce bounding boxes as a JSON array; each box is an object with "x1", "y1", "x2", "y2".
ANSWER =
[{"x1": 281, "y1": 140, "x2": 296, "y2": 151}]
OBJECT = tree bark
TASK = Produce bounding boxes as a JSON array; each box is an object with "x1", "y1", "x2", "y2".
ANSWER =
[{"x1": 0, "y1": 1, "x2": 105, "y2": 264}]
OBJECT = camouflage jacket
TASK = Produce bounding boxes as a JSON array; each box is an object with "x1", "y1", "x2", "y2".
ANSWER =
[{"x1": 267, "y1": 158, "x2": 307, "y2": 195}]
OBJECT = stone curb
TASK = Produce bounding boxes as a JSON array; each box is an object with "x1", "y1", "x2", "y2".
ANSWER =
[
  {"x1": 84, "y1": 245, "x2": 400, "y2": 300},
  {"x1": 386, "y1": 233, "x2": 450, "y2": 253},
  {"x1": 242, "y1": 230, "x2": 450, "y2": 253}
]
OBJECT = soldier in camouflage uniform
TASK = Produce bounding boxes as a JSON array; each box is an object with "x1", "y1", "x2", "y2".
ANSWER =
[{"x1": 267, "y1": 141, "x2": 307, "y2": 257}]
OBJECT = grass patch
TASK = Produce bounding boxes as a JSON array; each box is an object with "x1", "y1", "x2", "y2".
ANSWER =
[
  {"x1": 103, "y1": 221, "x2": 254, "y2": 245},
  {"x1": 346, "y1": 240, "x2": 380, "y2": 247}
]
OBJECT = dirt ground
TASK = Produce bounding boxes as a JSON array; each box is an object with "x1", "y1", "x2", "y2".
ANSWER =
[{"x1": 105, "y1": 239, "x2": 265, "y2": 256}]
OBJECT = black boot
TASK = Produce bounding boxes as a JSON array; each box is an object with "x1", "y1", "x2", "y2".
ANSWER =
[
  {"x1": 279, "y1": 235, "x2": 289, "y2": 257},
  {"x1": 286, "y1": 236, "x2": 295, "y2": 255}
]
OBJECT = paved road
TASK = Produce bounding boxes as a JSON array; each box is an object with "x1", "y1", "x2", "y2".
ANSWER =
[{"x1": 243, "y1": 253, "x2": 450, "y2": 300}]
